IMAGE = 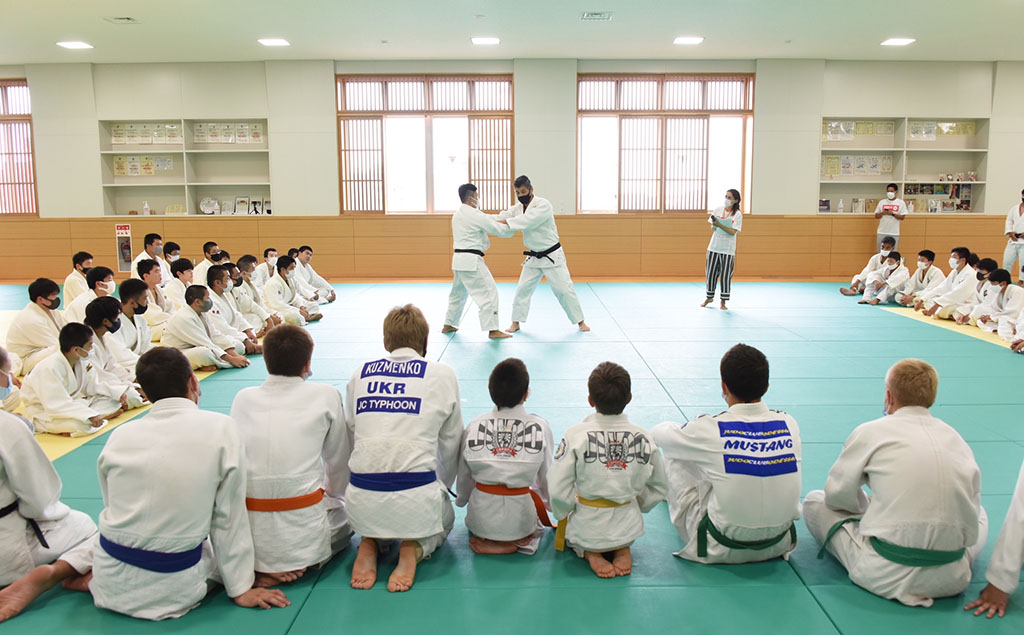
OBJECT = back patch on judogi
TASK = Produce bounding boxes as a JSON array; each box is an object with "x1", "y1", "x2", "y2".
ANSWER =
[
  {"x1": 583, "y1": 431, "x2": 652, "y2": 471},
  {"x1": 467, "y1": 418, "x2": 545, "y2": 458},
  {"x1": 717, "y1": 420, "x2": 797, "y2": 477}
]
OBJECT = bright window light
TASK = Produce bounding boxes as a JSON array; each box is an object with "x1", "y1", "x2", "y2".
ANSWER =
[
  {"x1": 56, "y1": 41, "x2": 93, "y2": 49},
  {"x1": 673, "y1": 36, "x2": 704, "y2": 45},
  {"x1": 258, "y1": 38, "x2": 291, "y2": 47},
  {"x1": 881, "y1": 38, "x2": 916, "y2": 46},
  {"x1": 472, "y1": 37, "x2": 500, "y2": 46}
]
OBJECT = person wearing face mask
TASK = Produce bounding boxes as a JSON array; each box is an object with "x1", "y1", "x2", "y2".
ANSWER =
[
  {"x1": 652, "y1": 344, "x2": 801, "y2": 565},
  {"x1": 229, "y1": 324, "x2": 352, "y2": 587},
  {"x1": 0, "y1": 346, "x2": 29, "y2": 428},
  {"x1": 161, "y1": 286, "x2": 250, "y2": 371},
  {"x1": 442, "y1": 183, "x2": 515, "y2": 339},
  {"x1": 295, "y1": 246, "x2": 336, "y2": 303},
  {"x1": 82, "y1": 298, "x2": 145, "y2": 410},
  {"x1": 860, "y1": 251, "x2": 910, "y2": 305},
  {"x1": 953, "y1": 258, "x2": 999, "y2": 325},
  {"x1": 233, "y1": 256, "x2": 281, "y2": 336},
  {"x1": 840, "y1": 236, "x2": 896, "y2": 296},
  {"x1": 1002, "y1": 189, "x2": 1024, "y2": 283},
  {"x1": 136, "y1": 259, "x2": 171, "y2": 341},
  {"x1": 192, "y1": 241, "x2": 223, "y2": 290},
  {"x1": 967, "y1": 269, "x2": 1023, "y2": 336},
  {"x1": 263, "y1": 256, "x2": 321, "y2": 326},
  {"x1": 106, "y1": 279, "x2": 153, "y2": 372},
  {"x1": 701, "y1": 189, "x2": 744, "y2": 310},
  {"x1": 163, "y1": 241, "x2": 182, "y2": 264},
  {"x1": 284, "y1": 248, "x2": 322, "y2": 306},
  {"x1": 5, "y1": 278, "x2": 66, "y2": 376},
  {"x1": 498, "y1": 175, "x2": 589, "y2": 333},
  {"x1": 63, "y1": 266, "x2": 116, "y2": 325},
  {"x1": 917, "y1": 248, "x2": 983, "y2": 319},
  {"x1": 873, "y1": 183, "x2": 908, "y2": 250},
  {"x1": 62, "y1": 252, "x2": 93, "y2": 306},
  {"x1": 252, "y1": 248, "x2": 279, "y2": 290},
  {"x1": 896, "y1": 250, "x2": 946, "y2": 306},
  {"x1": 130, "y1": 234, "x2": 172, "y2": 287},
  {"x1": 804, "y1": 359, "x2": 986, "y2": 608},
  {"x1": 19, "y1": 323, "x2": 125, "y2": 437},
  {"x1": 206, "y1": 265, "x2": 262, "y2": 355}
]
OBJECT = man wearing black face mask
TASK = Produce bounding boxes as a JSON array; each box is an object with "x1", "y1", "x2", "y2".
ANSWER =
[
  {"x1": 63, "y1": 252, "x2": 93, "y2": 305},
  {"x1": 498, "y1": 175, "x2": 589, "y2": 333},
  {"x1": 5, "y1": 278, "x2": 66, "y2": 376},
  {"x1": 83, "y1": 297, "x2": 145, "y2": 409},
  {"x1": 109, "y1": 279, "x2": 154, "y2": 368}
]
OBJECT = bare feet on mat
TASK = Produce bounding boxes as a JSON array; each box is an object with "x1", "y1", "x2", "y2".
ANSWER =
[
  {"x1": 255, "y1": 569, "x2": 306, "y2": 587},
  {"x1": 857, "y1": 299, "x2": 868, "y2": 304},
  {"x1": 61, "y1": 571, "x2": 91, "y2": 593},
  {"x1": 469, "y1": 536, "x2": 518, "y2": 554},
  {"x1": 387, "y1": 541, "x2": 421, "y2": 592},
  {"x1": 441, "y1": 325, "x2": 458, "y2": 334},
  {"x1": 585, "y1": 551, "x2": 617, "y2": 578},
  {"x1": 197, "y1": 365, "x2": 217, "y2": 372},
  {"x1": 611, "y1": 547, "x2": 633, "y2": 576},
  {"x1": 719, "y1": 302, "x2": 728, "y2": 310},
  {"x1": 488, "y1": 330, "x2": 512, "y2": 339},
  {"x1": 350, "y1": 538, "x2": 379, "y2": 590},
  {"x1": 506, "y1": 322, "x2": 520, "y2": 333},
  {"x1": 701, "y1": 298, "x2": 713, "y2": 307},
  {"x1": 868, "y1": 299, "x2": 880, "y2": 305},
  {"x1": 0, "y1": 563, "x2": 69, "y2": 623},
  {"x1": 578, "y1": 321, "x2": 591, "y2": 332},
  {"x1": 839, "y1": 287, "x2": 858, "y2": 296}
]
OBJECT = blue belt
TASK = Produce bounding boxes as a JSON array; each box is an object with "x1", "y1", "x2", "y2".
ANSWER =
[
  {"x1": 99, "y1": 535, "x2": 204, "y2": 573},
  {"x1": 349, "y1": 470, "x2": 437, "y2": 492}
]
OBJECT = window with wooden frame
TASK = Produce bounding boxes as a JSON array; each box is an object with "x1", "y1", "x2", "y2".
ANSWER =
[
  {"x1": 577, "y1": 74, "x2": 754, "y2": 214},
  {"x1": 336, "y1": 75, "x2": 513, "y2": 214},
  {"x1": 0, "y1": 79, "x2": 37, "y2": 216}
]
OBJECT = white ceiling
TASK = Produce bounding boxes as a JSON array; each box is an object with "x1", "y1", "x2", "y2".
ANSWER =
[{"x1": 1, "y1": 0, "x2": 1022, "y2": 65}]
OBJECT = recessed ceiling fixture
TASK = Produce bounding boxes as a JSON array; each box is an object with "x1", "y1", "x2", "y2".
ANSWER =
[
  {"x1": 56, "y1": 41, "x2": 93, "y2": 49},
  {"x1": 471, "y1": 37, "x2": 500, "y2": 46},
  {"x1": 881, "y1": 37, "x2": 916, "y2": 46},
  {"x1": 580, "y1": 11, "x2": 613, "y2": 21},
  {"x1": 673, "y1": 36, "x2": 704, "y2": 45},
  {"x1": 258, "y1": 38, "x2": 290, "y2": 47},
  {"x1": 104, "y1": 17, "x2": 139, "y2": 25}
]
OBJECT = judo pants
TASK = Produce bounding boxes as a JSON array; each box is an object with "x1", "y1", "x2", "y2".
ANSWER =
[
  {"x1": 804, "y1": 490, "x2": 987, "y2": 607},
  {"x1": 511, "y1": 261, "x2": 584, "y2": 325},
  {"x1": 445, "y1": 265, "x2": 500, "y2": 332},
  {"x1": 32, "y1": 394, "x2": 122, "y2": 437},
  {"x1": 0, "y1": 509, "x2": 97, "y2": 585},
  {"x1": 1002, "y1": 242, "x2": 1024, "y2": 279},
  {"x1": 706, "y1": 251, "x2": 735, "y2": 301},
  {"x1": 179, "y1": 340, "x2": 244, "y2": 370}
]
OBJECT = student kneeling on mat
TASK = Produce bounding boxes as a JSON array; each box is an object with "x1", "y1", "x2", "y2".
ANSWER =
[{"x1": 804, "y1": 359, "x2": 987, "y2": 607}]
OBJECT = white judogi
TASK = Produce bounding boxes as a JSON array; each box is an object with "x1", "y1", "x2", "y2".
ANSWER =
[
  {"x1": 652, "y1": 402, "x2": 801, "y2": 563},
  {"x1": 144, "y1": 286, "x2": 172, "y2": 341},
  {"x1": 108, "y1": 313, "x2": 152, "y2": 370},
  {"x1": 953, "y1": 279, "x2": 996, "y2": 323},
  {"x1": 164, "y1": 278, "x2": 189, "y2": 313},
  {"x1": 895, "y1": 264, "x2": 946, "y2": 304},
  {"x1": 162, "y1": 308, "x2": 244, "y2": 370},
  {"x1": 850, "y1": 253, "x2": 887, "y2": 289},
  {"x1": 295, "y1": 261, "x2": 331, "y2": 304},
  {"x1": 444, "y1": 203, "x2": 514, "y2": 332},
  {"x1": 233, "y1": 279, "x2": 274, "y2": 331},
  {"x1": 1003, "y1": 203, "x2": 1024, "y2": 275},
  {"x1": 231, "y1": 376, "x2": 352, "y2": 572},
  {"x1": 804, "y1": 406, "x2": 987, "y2": 607},
  {"x1": 252, "y1": 262, "x2": 275, "y2": 289},
  {"x1": 20, "y1": 351, "x2": 121, "y2": 437},
  {"x1": 344, "y1": 348, "x2": 462, "y2": 557},
  {"x1": 863, "y1": 262, "x2": 910, "y2": 304},
  {"x1": 499, "y1": 196, "x2": 585, "y2": 325},
  {"x1": 6, "y1": 302, "x2": 66, "y2": 375},
  {"x1": 455, "y1": 405, "x2": 553, "y2": 553},
  {"x1": 62, "y1": 289, "x2": 100, "y2": 325},
  {"x1": 548, "y1": 413, "x2": 667, "y2": 555},
  {"x1": 0, "y1": 411, "x2": 96, "y2": 585},
  {"x1": 130, "y1": 250, "x2": 172, "y2": 285},
  {"x1": 2, "y1": 375, "x2": 22, "y2": 417},
  {"x1": 995, "y1": 287, "x2": 1024, "y2": 342},
  {"x1": 62, "y1": 270, "x2": 88, "y2": 305},
  {"x1": 922, "y1": 265, "x2": 981, "y2": 319},
  {"x1": 88, "y1": 333, "x2": 144, "y2": 409},
  {"x1": 302, "y1": 261, "x2": 334, "y2": 298},
  {"x1": 262, "y1": 274, "x2": 310, "y2": 326},
  {"x1": 192, "y1": 258, "x2": 216, "y2": 289},
  {"x1": 208, "y1": 290, "x2": 250, "y2": 344},
  {"x1": 984, "y1": 458, "x2": 1024, "y2": 596},
  {"x1": 90, "y1": 398, "x2": 256, "y2": 621}
]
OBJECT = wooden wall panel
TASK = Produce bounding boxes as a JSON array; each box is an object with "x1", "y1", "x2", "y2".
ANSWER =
[{"x1": 0, "y1": 214, "x2": 1009, "y2": 282}]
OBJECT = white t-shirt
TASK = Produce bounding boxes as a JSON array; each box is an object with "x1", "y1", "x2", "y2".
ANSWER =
[
  {"x1": 875, "y1": 198, "x2": 908, "y2": 237},
  {"x1": 707, "y1": 207, "x2": 743, "y2": 256}
]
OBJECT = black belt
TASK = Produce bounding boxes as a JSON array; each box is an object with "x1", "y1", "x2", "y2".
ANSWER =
[
  {"x1": 454, "y1": 249, "x2": 485, "y2": 257},
  {"x1": 0, "y1": 500, "x2": 49, "y2": 549},
  {"x1": 524, "y1": 242, "x2": 561, "y2": 264}
]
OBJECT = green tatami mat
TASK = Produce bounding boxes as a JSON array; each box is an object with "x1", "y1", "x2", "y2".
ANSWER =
[{"x1": 3, "y1": 281, "x2": 1024, "y2": 635}]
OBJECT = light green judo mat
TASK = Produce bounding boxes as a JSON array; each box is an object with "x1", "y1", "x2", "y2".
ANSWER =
[{"x1": 1, "y1": 281, "x2": 1022, "y2": 635}]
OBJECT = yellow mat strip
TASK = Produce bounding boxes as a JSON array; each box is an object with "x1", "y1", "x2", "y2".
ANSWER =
[{"x1": 880, "y1": 306, "x2": 1013, "y2": 350}]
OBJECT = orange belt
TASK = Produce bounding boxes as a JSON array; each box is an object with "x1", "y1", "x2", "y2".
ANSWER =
[
  {"x1": 474, "y1": 482, "x2": 554, "y2": 528},
  {"x1": 246, "y1": 488, "x2": 325, "y2": 512}
]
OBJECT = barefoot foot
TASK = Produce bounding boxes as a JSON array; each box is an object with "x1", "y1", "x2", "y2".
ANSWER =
[
  {"x1": 0, "y1": 563, "x2": 71, "y2": 623},
  {"x1": 387, "y1": 541, "x2": 422, "y2": 592},
  {"x1": 719, "y1": 302, "x2": 728, "y2": 310},
  {"x1": 469, "y1": 536, "x2": 519, "y2": 554},
  {"x1": 197, "y1": 365, "x2": 217, "y2": 372},
  {"x1": 577, "y1": 321, "x2": 591, "y2": 332},
  {"x1": 488, "y1": 330, "x2": 512, "y2": 339},
  {"x1": 60, "y1": 572, "x2": 91, "y2": 593},
  {"x1": 350, "y1": 539, "x2": 378, "y2": 590},
  {"x1": 506, "y1": 322, "x2": 520, "y2": 333},
  {"x1": 839, "y1": 287, "x2": 858, "y2": 296},
  {"x1": 584, "y1": 551, "x2": 617, "y2": 578},
  {"x1": 611, "y1": 547, "x2": 633, "y2": 576},
  {"x1": 701, "y1": 298, "x2": 713, "y2": 307},
  {"x1": 255, "y1": 569, "x2": 307, "y2": 587},
  {"x1": 441, "y1": 325, "x2": 458, "y2": 334}
]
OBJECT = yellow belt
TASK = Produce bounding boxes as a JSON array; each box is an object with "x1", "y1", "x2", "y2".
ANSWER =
[{"x1": 554, "y1": 495, "x2": 629, "y2": 552}]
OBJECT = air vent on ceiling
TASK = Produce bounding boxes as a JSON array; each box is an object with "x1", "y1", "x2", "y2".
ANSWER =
[
  {"x1": 104, "y1": 17, "x2": 139, "y2": 25},
  {"x1": 580, "y1": 11, "x2": 613, "y2": 21}
]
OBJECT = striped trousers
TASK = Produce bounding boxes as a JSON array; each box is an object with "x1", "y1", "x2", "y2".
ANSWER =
[{"x1": 705, "y1": 250, "x2": 735, "y2": 301}]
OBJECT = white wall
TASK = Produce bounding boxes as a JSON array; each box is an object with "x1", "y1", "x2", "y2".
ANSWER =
[{"x1": 988, "y1": 61, "x2": 1024, "y2": 209}]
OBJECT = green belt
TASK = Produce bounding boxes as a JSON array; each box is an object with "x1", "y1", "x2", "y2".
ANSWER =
[
  {"x1": 817, "y1": 518, "x2": 966, "y2": 567},
  {"x1": 697, "y1": 512, "x2": 796, "y2": 558}
]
